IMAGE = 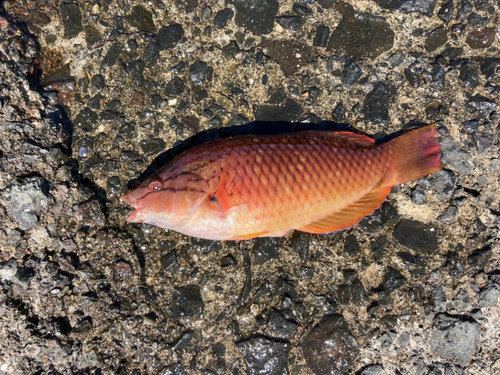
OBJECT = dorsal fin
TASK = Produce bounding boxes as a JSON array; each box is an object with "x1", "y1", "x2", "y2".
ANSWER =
[
  {"x1": 299, "y1": 130, "x2": 376, "y2": 147},
  {"x1": 298, "y1": 186, "x2": 392, "y2": 234}
]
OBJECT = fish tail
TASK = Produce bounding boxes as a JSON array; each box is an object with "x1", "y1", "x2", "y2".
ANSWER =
[{"x1": 384, "y1": 124, "x2": 442, "y2": 186}]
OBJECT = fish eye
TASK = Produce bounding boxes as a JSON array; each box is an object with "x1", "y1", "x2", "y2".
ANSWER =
[{"x1": 149, "y1": 180, "x2": 162, "y2": 192}]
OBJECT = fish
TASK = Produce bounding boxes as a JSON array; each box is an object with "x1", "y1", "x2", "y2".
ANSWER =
[{"x1": 121, "y1": 124, "x2": 442, "y2": 241}]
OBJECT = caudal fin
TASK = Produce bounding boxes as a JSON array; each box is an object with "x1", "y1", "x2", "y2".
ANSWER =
[{"x1": 385, "y1": 124, "x2": 442, "y2": 186}]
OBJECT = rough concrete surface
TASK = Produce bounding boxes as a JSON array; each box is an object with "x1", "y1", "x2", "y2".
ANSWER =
[{"x1": 0, "y1": 0, "x2": 499, "y2": 374}]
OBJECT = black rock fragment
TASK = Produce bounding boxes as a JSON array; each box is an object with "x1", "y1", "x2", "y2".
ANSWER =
[
  {"x1": 3, "y1": 177, "x2": 50, "y2": 230},
  {"x1": 393, "y1": 219, "x2": 438, "y2": 253},
  {"x1": 165, "y1": 76, "x2": 186, "y2": 98},
  {"x1": 468, "y1": 246, "x2": 491, "y2": 269},
  {"x1": 459, "y1": 63, "x2": 479, "y2": 88},
  {"x1": 344, "y1": 234, "x2": 359, "y2": 257},
  {"x1": 171, "y1": 286, "x2": 204, "y2": 319},
  {"x1": 143, "y1": 42, "x2": 160, "y2": 67},
  {"x1": 363, "y1": 82, "x2": 389, "y2": 125},
  {"x1": 373, "y1": 0, "x2": 436, "y2": 16},
  {"x1": 328, "y1": 3, "x2": 394, "y2": 59},
  {"x1": 102, "y1": 43, "x2": 122, "y2": 67},
  {"x1": 155, "y1": 24, "x2": 184, "y2": 50},
  {"x1": 230, "y1": 0, "x2": 279, "y2": 35},
  {"x1": 60, "y1": 3, "x2": 83, "y2": 39},
  {"x1": 252, "y1": 237, "x2": 279, "y2": 265},
  {"x1": 382, "y1": 267, "x2": 407, "y2": 294},
  {"x1": 126, "y1": 5, "x2": 156, "y2": 33},
  {"x1": 189, "y1": 60, "x2": 208, "y2": 87},
  {"x1": 425, "y1": 27, "x2": 448, "y2": 52},
  {"x1": 268, "y1": 310, "x2": 298, "y2": 339},
  {"x1": 313, "y1": 25, "x2": 330, "y2": 47},
  {"x1": 275, "y1": 16, "x2": 305, "y2": 31},
  {"x1": 430, "y1": 314, "x2": 481, "y2": 366},
  {"x1": 254, "y1": 98, "x2": 303, "y2": 122},
  {"x1": 237, "y1": 337, "x2": 289, "y2": 375},
  {"x1": 342, "y1": 61, "x2": 362, "y2": 87},
  {"x1": 301, "y1": 314, "x2": 358, "y2": 375},
  {"x1": 214, "y1": 8, "x2": 234, "y2": 29}
]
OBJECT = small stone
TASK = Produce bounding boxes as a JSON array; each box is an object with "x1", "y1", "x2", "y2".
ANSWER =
[
  {"x1": 328, "y1": 4, "x2": 394, "y2": 59},
  {"x1": 213, "y1": 8, "x2": 234, "y2": 29},
  {"x1": 430, "y1": 313, "x2": 481, "y2": 366},
  {"x1": 13, "y1": 267, "x2": 35, "y2": 287},
  {"x1": 155, "y1": 24, "x2": 184, "y2": 50},
  {"x1": 3, "y1": 177, "x2": 50, "y2": 230},
  {"x1": 115, "y1": 261, "x2": 133, "y2": 280},
  {"x1": 91, "y1": 74, "x2": 105, "y2": 91},
  {"x1": 220, "y1": 255, "x2": 236, "y2": 267},
  {"x1": 140, "y1": 138, "x2": 166, "y2": 157},
  {"x1": 388, "y1": 51, "x2": 405, "y2": 67},
  {"x1": 275, "y1": 16, "x2": 305, "y2": 31},
  {"x1": 478, "y1": 283, "x2": 500, "y2": 307},
  {"x1": 480, "y1": 58, "x2": 500, "y2": 82},
  {"x1": 398, "y1": 251, "x2": 416, "y2": 266},
  {"x1": 162, "y1": 364, "x2": 186, "y2": 375},
  {"x1": 143, "y1": 42, "x2": 160, "y2": 67},
  {"x1": 363, "y1": 82, "x2": 389, "y2": 125},
  {"x1": 237, "y1": 337, "x2": 289, "y2": 375},
  {"x1": 171, "y1": 285, "x2": 204, "y2": 319},
  {"x1": 201, "y1": 6, "x2": 213, "y2": 22},
  {"x1": 160, "y1": 251, "x2": 179, "y2": 275},
  {"x1": 102, "y1": 43, "x2": 122, "y2": 67},
  {"x1": 382, "y1": 267, "x2": 407, "y2": 294},
  {"x1": 474, "y1": 132, "x2": 495, "y2": 153},
  {"x1": 84, "y1": 26, "x2": 102, "y2": 48},
  {"x1": 293, "y1": 3, "x2": 312, "y2": 16},
  {"x1": 259, "y1": 39, "x2": 318, "y2": 76},
  {"x1": 360, "y1": 364, "x2": 384, "y2": 375},
  {"x1": 438, "y1": 1, "x2": 454, "y2": 23},
  {"x1": 301, "y1": 314, "x2": 358, "y2": 375},
  {"x1": 221, "y1": 41, "x2": 239, "y2": 59},
  {"x1": 252, "y1": 237, "x2": 279, "y2": 265},
  {"x1": 332, "y1": 103, "x2": 346, "y2": 122},
  {"x1": 342, "y1": 61, "x2": 362, "y2": 87},
  {"x1": 126, "y1": 5, "x2": 156, "y2": 32},
  {"x1": 74, "y1": 107, "x2": 98, "y2": 132},
  {"x1": 291, "y1": 231, "x2": 309, "y2": 261},
  {"x1": 393, "y1": 219, "x2": 438, "y2": 253},
  {"x1": 468, "y1": 246, "x2": 491, "y2": 269},
  {"x1": 189, "y1": 60, "x2": 208, "y2": 87},
  {"x1": 313, "y1": 25, "x2": 330, "y2": 47},
  {"x1": 412, "y1": 185, "x2": 427, "y2": 204},
  {"x1": 466, "y1": 26, "x2": 496, "y2": 49},
  {"x1": 440, "y1": 137, "x2": 472, "y2": 175},
  {"x1": 73, "y1": 201, "x2": 105, "y2": 226},
  {"x1": 373, "y1": 0, "x2": 437, "y2": 16},
  {"x1": 60, "y1": 3, "x2": 83, "y2": 39},
  {"x1": 230, "y1": 0, "x2": 279, "y2": 35},
  {"x1": 404, "y1": 67, "x2": 420, "y2": 88},
  {"x1": 429, "y1": 285, "x2": 447, "y2": 312},
  {"x1": 372, "y1": 235, "x2": 388, "y2": 260},
  {"x1": 425, "y1": 27, "x2": 448, "y2": 52},
  {"x1": 459, "y1": 63, "x2": 480, "y2": 88},
  {"x1": 467, "y1": 95, "x2": 497, "y2": 116},
  {"x1": 437, "y1": 206, "x2": 457, "y2": 222},
  {"x1": 254, "y1": 98, "x2": 303, "y2": 122},
  {"x1": 165, "y1": 76, "x2": 186, "y2": 98},
  {"x1": 268, "y1": 310, "x2": 298, "y2": 339},
  {"x1": 429, "y1": 63, "x2": 446, "y2": 90},
  {"x1": 344, "y1": 234, "x2": 359, "y2": 257}
]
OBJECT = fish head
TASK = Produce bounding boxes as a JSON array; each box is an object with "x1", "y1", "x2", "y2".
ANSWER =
[{"x1": 120, "y1": 172, "x2": 211, "y2": 229}]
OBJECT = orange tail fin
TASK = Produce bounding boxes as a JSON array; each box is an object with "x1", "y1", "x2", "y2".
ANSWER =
[{"x1": 384, "y1": 124, "x2": 443, "y2": 186}]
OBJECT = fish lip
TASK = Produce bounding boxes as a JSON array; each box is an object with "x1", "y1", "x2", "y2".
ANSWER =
[
  {"x1": 120, "y1": 193, "x2": 137, "y2": 207},
  {"x1": 125, "y1": 208, "x2": 144, "y2": 223}
]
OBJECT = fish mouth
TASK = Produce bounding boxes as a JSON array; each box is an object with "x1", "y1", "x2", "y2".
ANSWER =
[
  {"x1": 120, "y1": 193, "x2": 137, "y2": 207},
  {"x1": 125, "y1": 208, "x2": 145, "y2": 223},
  {"x1": 120, "y1": 193, "x2": 145, "y2": 223}
]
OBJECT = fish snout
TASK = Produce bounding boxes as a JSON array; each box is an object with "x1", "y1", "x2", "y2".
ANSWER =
[{"x1": 120, "y1": 193, "x2": 137, "y2": 207}]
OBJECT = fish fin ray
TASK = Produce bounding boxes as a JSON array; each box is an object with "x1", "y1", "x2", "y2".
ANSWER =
[
  {"x1": 300, "y1": 130, "x2": 376, "y2": 147},
  {"x1": 215, "y1": 159, "x2": 247, "y2": 211},
  {"x1": 229, "y1": 230, "x2": 270, "y2": 240},
  {"x1": 298, "y1": 186, "x2": 392, "y2": 234}
]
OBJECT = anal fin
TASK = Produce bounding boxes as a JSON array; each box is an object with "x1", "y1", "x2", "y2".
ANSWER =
[
  {"x1": 298, "y1": 186, "x2": 392, "y2": 234},
  {"x1": 230, "y1": 231, "x2": 270, "y2": 240}
]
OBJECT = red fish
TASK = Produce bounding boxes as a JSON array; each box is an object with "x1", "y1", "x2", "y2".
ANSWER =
[{"x1": 121, "y1": 124, "x2": 442, "y2": 240}]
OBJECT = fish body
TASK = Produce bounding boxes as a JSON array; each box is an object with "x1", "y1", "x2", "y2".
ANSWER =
[{"x1": 121, "y1": 125, "x2": 442, "y2": 240}]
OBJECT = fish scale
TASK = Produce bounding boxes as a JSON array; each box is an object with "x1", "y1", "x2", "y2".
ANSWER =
[{"x1": 122, "y1": 125, "x2": 442, "y2": 240}]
